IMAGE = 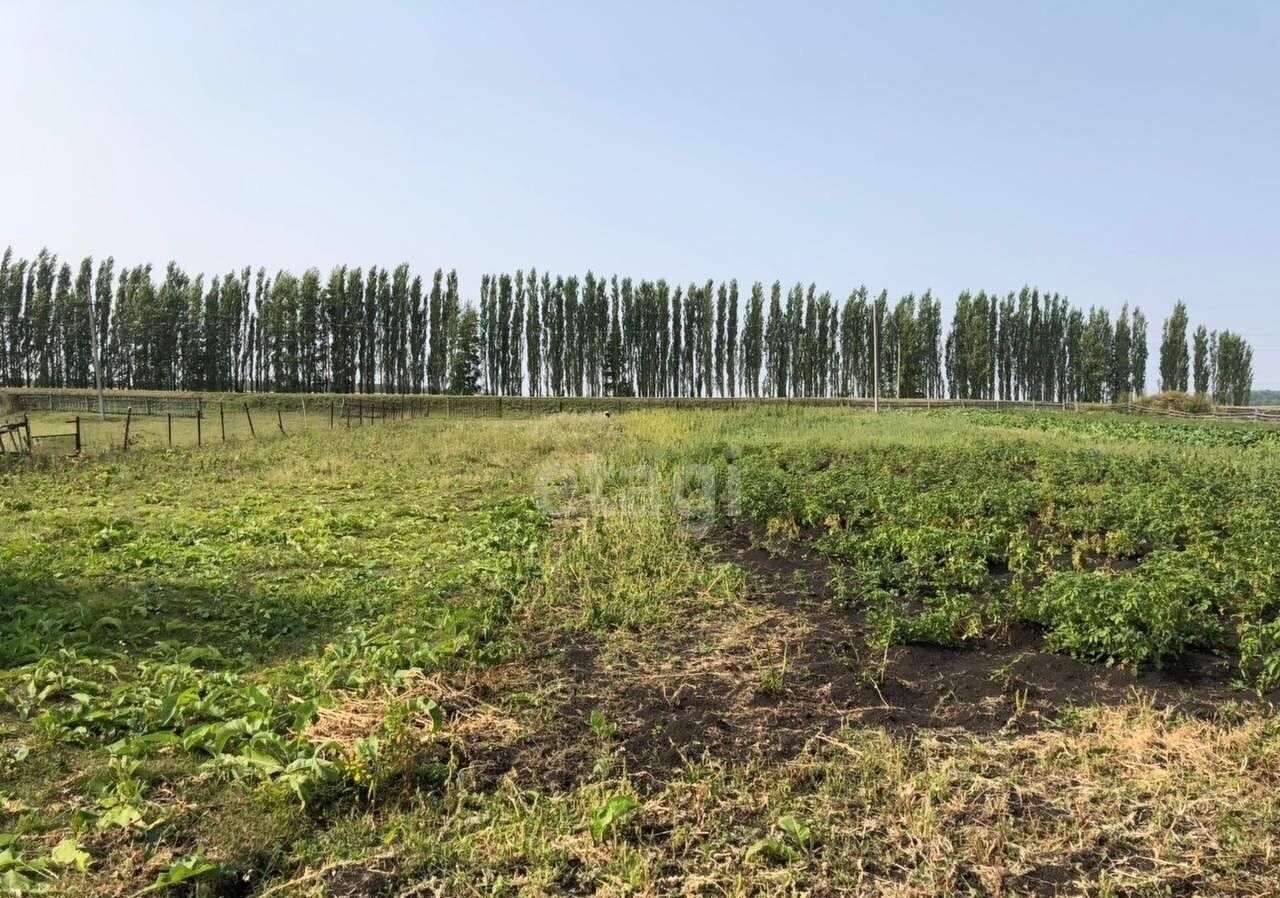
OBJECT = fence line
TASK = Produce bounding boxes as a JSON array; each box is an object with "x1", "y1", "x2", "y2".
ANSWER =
[
  {"x1": 10, "y1": 389, "x2": 1280, "y2": 423},
  {"x1": 8, "y1": 391, "x2": 1280, "y2": 463},
  {"x1": 0, "y1": 414, "x2": 81, "y2": 458},
  {"x1": 11, "y1": 389, "x2": 1280, "y2": 422},
  {"x1": 0, "y1": 390, "x2": 1109, "y2": 419},
  {"x1": 1121, "y1": 402, "x2": 1280, "y2": 423},
  {"x1": 9, "y1": 392, "x2": 204, "y2": 418}
]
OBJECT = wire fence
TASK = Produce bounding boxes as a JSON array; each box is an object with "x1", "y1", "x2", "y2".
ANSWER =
[
  {"x1": 5, "y1": 390, "x2": 1279, "y2": 464},
  {"x1": 0, "y1": 390, "x2": 1108, "y2": 420},
  {"x1": 9, "y1": 391, "x2": 204, "y2": 418}
]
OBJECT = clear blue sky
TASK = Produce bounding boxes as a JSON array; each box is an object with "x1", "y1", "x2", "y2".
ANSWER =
[{"x1": 4, "y1": 2, "x2": 1278, "y2": 384}]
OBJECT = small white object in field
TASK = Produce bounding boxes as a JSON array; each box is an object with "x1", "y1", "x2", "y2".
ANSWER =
[{"x1": 604, "y1": 411, "x2": 612, "y2": 419}]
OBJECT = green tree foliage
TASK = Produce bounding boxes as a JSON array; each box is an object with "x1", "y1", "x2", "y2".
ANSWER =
[
  {"x1": 448, "y1": 306, "x2": 482, "y2": 395},
  {"x1": 1077, "y1": 308, "x2": 1113, "y2": 403},
  {"x1": 0, "y1": 246, "x2": 1256, "y2": 405},
  {"x1": 1212, "y1": 331, "x2": 1253, "y2": 406},
  {"x1": 603, "y1": 278, "x2": 627, "y2": 397},
  {"x1": 725, "y1": 280, "x2": 739, "y2": 399},
  {"x1": 1160, "y1": 301, "x2": 1190, "y2": 392},
  {"x1": 1192, "y1": 324, "x2": 1210, "y2": 396},
  {"x1": 426, "y1": 268, "x2": 445, "y2": 393},
  {"x1": 1131, "y1": 308, "x2": 1149, "y2": 397},
  {"x1": 525, "y1": 268, "x2": 541, "y2": 397},
  {"x1": 1111, "y1": 305, "x2": 1132, "y2": 401},
  {"x1": 741, "y1": 282, "x2": 764, "y2": 397}
]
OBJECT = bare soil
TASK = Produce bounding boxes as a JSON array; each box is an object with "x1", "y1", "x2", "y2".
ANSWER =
[{"x1": 469, "y1": 522, "x2": 1267, "y2": 793}]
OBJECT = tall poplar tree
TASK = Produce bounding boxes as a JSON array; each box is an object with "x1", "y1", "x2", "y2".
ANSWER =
[
  {"x1": 1111, "y1": 305, "x2": 1132, "y2": 401},
  {"x1": 448, "y1": 306, "x2": 482, "y2": 395},
  {"x1": 525, "y1": 268, "x2": 541, "y2": 396},
  {"x1": 1131, "y1": 308, "x2": 1149, "y2": 397},
  {"x1": 1159, "y1": 301, "x2": 1190, "y2": 392},
  {"x1": 1192, "y1": 324, "x2": 1210, "y2": 395}
]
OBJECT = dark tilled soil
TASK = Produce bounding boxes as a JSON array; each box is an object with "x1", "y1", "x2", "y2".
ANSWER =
[
  {"x1": 474, "y1": 522, "x2": 1269, "y2": 792},
  {"x1": 710, "y1": 523, "x2": 1256, "y2": 726}
]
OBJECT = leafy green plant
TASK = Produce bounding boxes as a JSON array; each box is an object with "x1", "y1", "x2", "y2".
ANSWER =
[
  {"x1": 746, "y1": 815, "x2": 815, "y2": 866},
  {"x1": 589, "y1": 793, "x2": 640, "y2": 842},
  {"x1": 141, "y1": 852, "x2": 220, "y2": 893},
  {"x1": 1238, "y1": 618, "x2": 1280, "y2": 693},
  {"x1": 757, "y1": 645, "x2": 789, "y2": 696},
  {"x1": 589, "y1": 709, "x2": 619, "y2": 742},
  {"x1": 1028, "y1": 562, "x2": 1222, "y2": 667},
  {"x1": 777, "y1": 815, "x2": 814, "y2": 851}
]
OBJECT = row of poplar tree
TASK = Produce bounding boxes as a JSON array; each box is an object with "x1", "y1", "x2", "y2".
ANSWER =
[{"x1": 0, "y1": 247, "x2": 1254, "y2": 404}]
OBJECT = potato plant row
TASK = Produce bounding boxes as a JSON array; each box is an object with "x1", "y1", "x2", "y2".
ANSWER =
[{"x1": 732, "y1": 420, "x2": 1280, "y2": 686}]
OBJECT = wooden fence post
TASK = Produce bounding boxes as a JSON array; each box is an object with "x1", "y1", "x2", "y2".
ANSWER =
[
  {"x1": 277, "y1": 408, "x2": 286, "y2": 435},
  {"x1": 74, "y1": 416, "x2": 81, "y2": 456},
  {"x1": 123, "y1": 408, "x2": 132, "y2": 451},
  {"x1": 167, "y1": 413, "x2": 173, "y2": 447},
  {"x1": 244, "y1": 403, "x2": 256, "y2": 437},
  {"x1": 330, "y1": 401, "x2": 334, "y2": 429},
  {"x1": 196, "y1": 409, "x2": 202, "y2": 447}
]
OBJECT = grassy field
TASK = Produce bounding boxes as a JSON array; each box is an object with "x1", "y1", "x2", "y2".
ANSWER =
[{"x1": 2, "y1": 406, "x2": 1279, "y2": 896}]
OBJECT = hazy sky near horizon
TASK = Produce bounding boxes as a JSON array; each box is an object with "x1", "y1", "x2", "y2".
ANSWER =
[{"x1": 4, "y1": 2, "x2": 1279, "y2": 384}]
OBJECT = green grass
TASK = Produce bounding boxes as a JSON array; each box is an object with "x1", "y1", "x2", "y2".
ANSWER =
[{"x1": 2, "y1": 406, "x2": 1279, "y2": 896}]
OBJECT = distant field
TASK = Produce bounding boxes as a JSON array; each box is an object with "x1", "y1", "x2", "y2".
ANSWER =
[
  {"x1": 2, "y1": 406, "x2": 1278, "y2": 896},
  {"x1": 6, "y1": 386, "x2": 1277, "y2": 460}
]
